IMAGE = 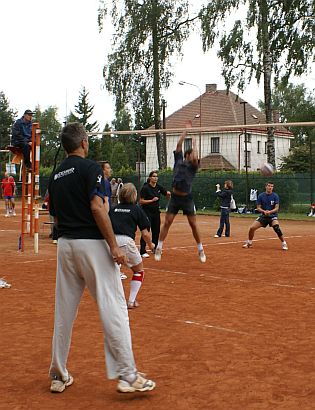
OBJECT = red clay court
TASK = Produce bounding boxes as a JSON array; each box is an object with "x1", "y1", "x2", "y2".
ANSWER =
[{"x1": 1, "y1": 205, "x2": 314, "y2": 410}]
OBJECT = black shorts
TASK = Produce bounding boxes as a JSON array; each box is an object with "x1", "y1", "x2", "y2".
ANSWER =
[
  {"x1": 256, "y1": 215, "x2": 278, "y2": 227},
  {"x1": 166, "y1": 193, "x2": 196, "y2": 216}
]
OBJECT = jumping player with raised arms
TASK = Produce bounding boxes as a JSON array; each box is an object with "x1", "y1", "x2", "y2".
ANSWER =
[
  {"x1": 154, "y1": 122, "x2": 206, "y2": 263},
  {"x1": 243, "y1": 181, "x2": 288, "y2": 250}
]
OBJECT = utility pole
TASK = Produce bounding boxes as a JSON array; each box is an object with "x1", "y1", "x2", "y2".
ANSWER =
[{"x1": 240, "y1": 101, "x2": 249, "y2": 209}]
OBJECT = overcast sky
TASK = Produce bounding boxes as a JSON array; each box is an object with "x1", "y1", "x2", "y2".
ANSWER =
[{"x1": 1, "y1": 0, "x2": 314, "y2": 130}]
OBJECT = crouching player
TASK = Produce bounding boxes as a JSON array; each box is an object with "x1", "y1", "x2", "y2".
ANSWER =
[
  {"x1": 243, "y1": 182, "x2": 288, "y2": 250},
  {"x1": 109, "y1": 183, "x2": 154, "y2": 308}
]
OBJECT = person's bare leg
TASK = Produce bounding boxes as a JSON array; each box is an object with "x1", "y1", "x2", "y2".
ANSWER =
[
  {"x1": 187, "y1": 214, "x2": 201, "y2": 244},
  {"x1": 187, "y1": 214, "x2": 206, "y2": 262},
  {"x1": 243, "y1": 221, "x2": 261, "y2": 247},
  {"x1": 154, "y1": 213, "x2": 176, "y2": 261},
  {"x1": 158, "y1": 213, "x2": 176, "y2": 242}
]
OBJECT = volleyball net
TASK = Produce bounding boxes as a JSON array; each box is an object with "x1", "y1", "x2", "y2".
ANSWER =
[{"x1": 83, "y1": 121, "x2": 315, "y2": 211}]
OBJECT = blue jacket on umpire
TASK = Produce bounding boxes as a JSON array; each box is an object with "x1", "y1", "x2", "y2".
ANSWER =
[{"x1": 12, "y1": 117, "x2": 32, "y2": 145}]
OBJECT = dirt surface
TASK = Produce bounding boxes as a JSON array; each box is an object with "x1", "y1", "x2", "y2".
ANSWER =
[{"x1": 1, "y1": 204, "x2": 314, "y2": 410}]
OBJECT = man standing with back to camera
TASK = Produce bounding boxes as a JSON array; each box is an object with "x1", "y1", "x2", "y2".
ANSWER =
[{"x1": 48, "y1": 122, "x2": 155, "y2": 394}]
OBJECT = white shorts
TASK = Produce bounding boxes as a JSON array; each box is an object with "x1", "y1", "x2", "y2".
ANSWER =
[{"x1": 115, "y1": 235, "x2": 142, "y2": 268}]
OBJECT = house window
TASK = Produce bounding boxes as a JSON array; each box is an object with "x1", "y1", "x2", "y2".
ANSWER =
[
  {"x1": 184, "y1": 138, "x2": 192, "y2": 152},
  {"x1": 264, "y1": 142, "x2": 268, "y2": 154},
  {"x1": 244, "y1": 133, "x2": 251, "y2": 143},
  {"x1": 244, "y1": 151, "x2": 251, "y2": 168},
  {"x1": 257, "y1": 141, "x2": 261, "y2": 154},
  {"x1": 211, "y1": 137, "x2": 220, "y2": 153}
]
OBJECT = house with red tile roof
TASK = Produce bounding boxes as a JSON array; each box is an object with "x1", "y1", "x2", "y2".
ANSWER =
[{"x1": 145, "y1": 84, "x2": 293, "y2": 172}]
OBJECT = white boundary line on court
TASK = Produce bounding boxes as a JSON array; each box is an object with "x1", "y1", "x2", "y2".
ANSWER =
[
  {"x1": 167, "y1": 235, "x2": 306, "y2": 250},
  {"x1": 13, "y1": 258, "x2": 56, "y2": 264},
  {"x1": 149, "y1": 267, "x2": 315, "y2": 292},
  {"x1": 154, "y1": 315, "x2": 253, "y2": 336}
]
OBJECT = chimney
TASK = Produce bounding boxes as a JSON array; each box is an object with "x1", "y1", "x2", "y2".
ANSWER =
[{"x1": 206, "y1": 84, "x2": 217, "y2": 92}]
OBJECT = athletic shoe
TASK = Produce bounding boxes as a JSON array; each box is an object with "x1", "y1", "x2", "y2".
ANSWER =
[
  {"x1": 141, "y1": 253, "x2": 150, "y2": 258},
  {"x1": 52, "y1": 240, "x2": 58, "y2": 244},
  {"x1": 282, "y1": 242, "x2": 288, "y2": 251},
  {"x1": 242, "y1": 241, "x2": 252, "y2": 248},
  {"x1": 214, "y1": 234, "x2": 220, "y2": 238},
  {"x1": 5, "y1": 213, "x2": 9, "y2": 217},
  {"x1": 120, "y1": 273, "x2": 128, "y2": 280},
  {"x1": 199, "y1": 250, "x2": 206, "y2": 263},
  {"x1": 12, "y1": 212, "x2": 16, "y2": 216},
  {"x1": 127, "y1": 300, "x2": 140, "y2": 309},
  {"x1": 117, "y1": 372, "x2": 156, "y2": 393},
  {"x1": 154, "y1": 247, "x2": 162, "y2": 262},
  {"x1": 50, "y1": 374, "x2": 74, "y2": 393}
]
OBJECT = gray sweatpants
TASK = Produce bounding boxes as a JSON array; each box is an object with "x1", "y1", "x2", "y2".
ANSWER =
[{"x1": 49, "y1": 237, "x2": 137, "y2": 381}]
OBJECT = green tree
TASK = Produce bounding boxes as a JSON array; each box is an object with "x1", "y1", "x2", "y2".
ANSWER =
[
  {"x1": 0, "y1": 92, "x2": 16, "y2": 148},
  {"x1": 98, "y1": 0, "x2": 195, "y2": 169},
  {"x1": 73, "y1": 86, "x2": 99, "y2": 132},
  {"x1": 280, "y1": 143, "x2": 313, "y2": 173},
  {"x1": 33, "y1": 106, "x2": 63, "y2": 168},
  {"x1": 110, "y1": 141, "x2": 129, "y2": 172},
  {"x1": 259, "y1": 82, "x2": 315, "y2": 172},
  {"x1": 200, "y1": 0, "x2": 314, "y2": 166},
  {"x1": 0, "y1": 92, "x2": 16, "y2": 173},
  {"x1": 261, "y1": 82, "x2": 315, "y2": 145},
  {"x1": 134, "y1": 85, "x2": 155, "y2": 163},
  {"x1": 70, "y1": 86, "x2": 100, "y2": 161},
  {"x1": 99, "y1": 123, "x2": 112, "y2": 162}
]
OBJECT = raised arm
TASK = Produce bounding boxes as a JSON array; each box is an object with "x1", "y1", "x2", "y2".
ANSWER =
[
  {"x1": 190, "y1": 137, "x2": 199, "y2": 167},
  {"x1": 176, "y1": 120, "x2": 193, "y2": 152}
]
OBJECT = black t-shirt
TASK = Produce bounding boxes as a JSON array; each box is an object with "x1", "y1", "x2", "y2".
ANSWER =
[
  {"x1": 140, "y1": 183, "x2": 168, "y2": 213},
  {"x1": 172, "y1": 150, "x2": 198, "y2": 193},
  {"x1": 109, "y1": 203, "x2": 150, "y2": 240},
  {"x1": 48, "y1": 155, "x2": 106, "y2": 239}
]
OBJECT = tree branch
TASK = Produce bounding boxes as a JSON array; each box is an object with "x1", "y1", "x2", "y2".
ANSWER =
[{"x1": 159, "y1": 15, "x2": 199, "y2": 39}]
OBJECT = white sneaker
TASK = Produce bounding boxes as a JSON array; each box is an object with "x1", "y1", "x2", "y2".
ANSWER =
[
  {"x1": 5, "y1": 214, "x2": 9, "y2": 217},
  {"x1": 50, "y1": 374, "x2": 74, "y2": 393},
  {"x1": 199, "y1": 250, "x2": 206, "y2": 263},
  {"x1": 242, "y1": 241, "x2": 252, "y2": 248},
  {"x1": 12, "y1": 212, "x2": 16, "y2": 216},
  {"x1": 154, "y1": 247, "x2": 162, "y2": 261},
  {"x1": 120, "y1": 273, "x2": 128, "y2": 280},
  {"x1": 214, "y1": 234, "x2": 220, "y2": 238},
  {"x1": 282, "y1": 242, "x2": 288, "y2": 251},
  {"x1": 141, "y1": 253, "x2": 150, "y2": 258},
  {"x1": 117, "y1": 372, "x2": 155, "y2": 393}
]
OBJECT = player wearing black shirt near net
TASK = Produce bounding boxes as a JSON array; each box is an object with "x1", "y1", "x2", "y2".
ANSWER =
[
  {"x1": 109, "y1": 183, "x2": 154, "y2": 308},
  {"x1": 154, "y1": 122, "x2": 206, "y2": 263},
  {"x1": 48, "y1": 123, "x2": 155, "y2": 394},
  {"x1": 139, "y1": 170, "x2": 171, "y2": 257}
]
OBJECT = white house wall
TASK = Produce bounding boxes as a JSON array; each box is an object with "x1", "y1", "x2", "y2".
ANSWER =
[{"x1": 145, "y1": 131, "x2": 292, "y2": 173}]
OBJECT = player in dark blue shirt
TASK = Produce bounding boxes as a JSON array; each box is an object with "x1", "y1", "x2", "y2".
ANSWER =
[
  {"x1": 154, "y1": 121, "x2": 206, "y2": 263},
  {"x1": 243, "y1": 182, "x2": 288, "y2": 250}
]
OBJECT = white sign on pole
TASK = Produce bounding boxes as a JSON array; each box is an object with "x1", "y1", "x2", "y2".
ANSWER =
[{"x1": 6, "y1": 163, "x2": 16, "y2": 175}]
